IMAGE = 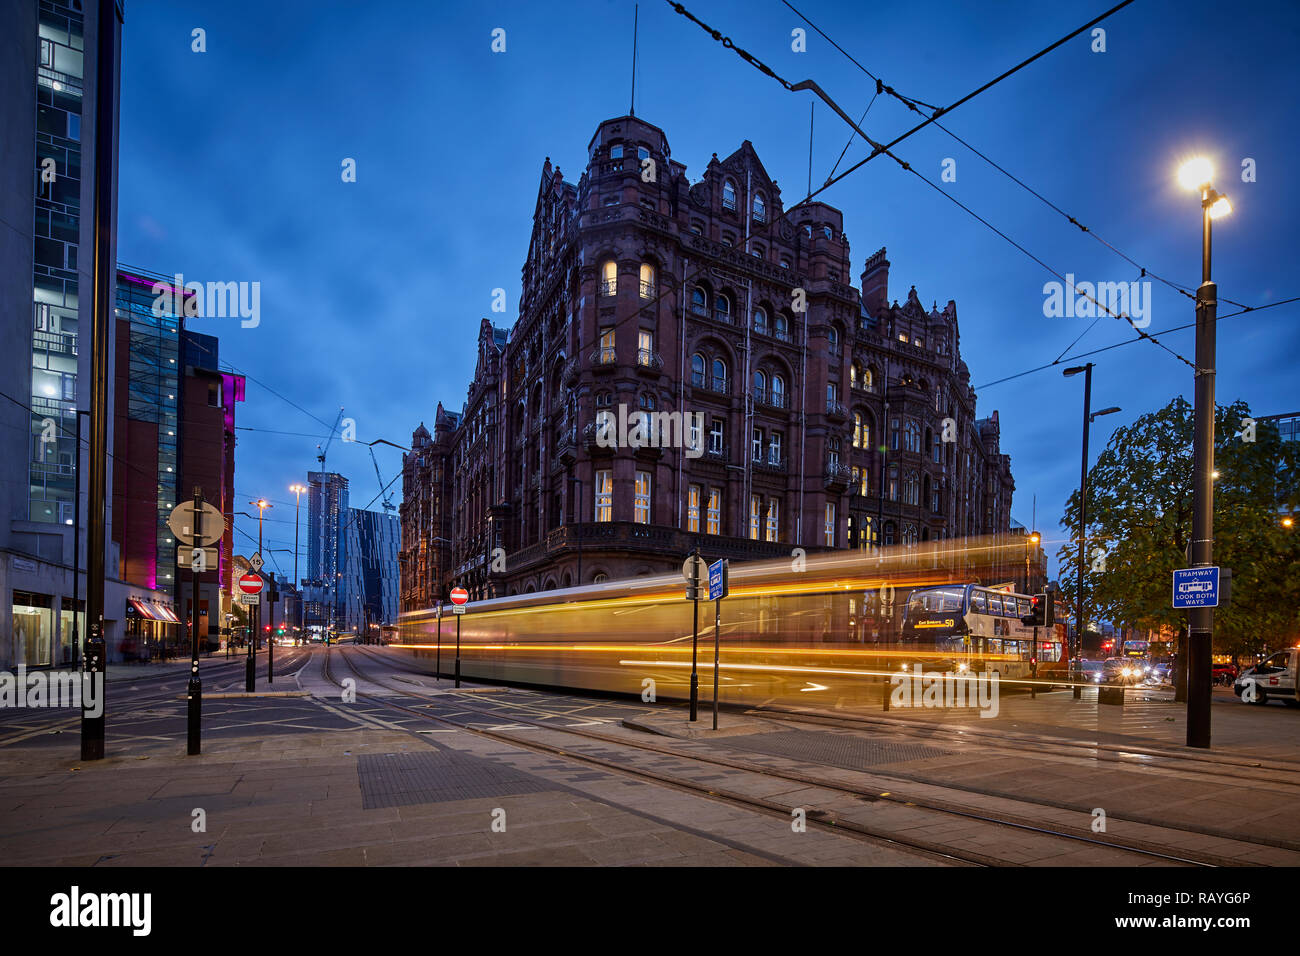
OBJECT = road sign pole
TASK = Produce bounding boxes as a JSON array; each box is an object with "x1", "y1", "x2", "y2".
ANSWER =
[
  {"x1": 187, "y1": 486, "x2": 203, "y2": 755},
  {"x1": 455, "y1": 611, "x2": 462, "y2": 689},
  {"x1": 690, "y1": 545, "x2": 700, "y2": 722},
  {"x1": 713, "y1": 597, "x2": 720, "y2": 731},
  {"x1": 436, "y1": 604, "x2": 442, "y2": 682}
]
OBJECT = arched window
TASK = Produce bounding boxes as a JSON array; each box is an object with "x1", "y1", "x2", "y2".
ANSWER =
[
  {"x1": 753, "y1": 307, "x2": 767, "y2": 333},
  {"x1": 753, "y1": 369, "x2": 766, "y2": 396},
  {"x1": 904, "y1": 471, "x2": 919, "y2": 506},
  {"x1": 853, "y1": 411, "x2": 865, "y2": 448},
  {"x1": 691, "y1": 287, "x2": 708, "y2": 316},
  {"x1": 639, "y1": 262, "x2": 655, "y2": 299},
  {"x1": 823, "y1": 225, "x2": 834, "y2": 240},
  {"x1": 904, "y1": 421, "x2": 921, "y2": 454},
  {"x1": 752, "y1": 193, "x2": 766, "y2": 222},
  {"x1": 690, "y1": 353, "x2": 705, "y2": 387},
  {"x1": 601, "y1": 260, "x2": 617, "y2": 296},
  {"x1": 774, "y1": 313, "x2": 789, "y2": 341},
  {"x1": 712, "y1": 358, "x2": 728, "y2": 391},
  {"x1": 771, "y1": 374, "x2": 786, "y2": 408},
  {"x1": 828, "y1": 325, "x2": 840, "y2": 353},
  {"x1": 722, "y1": 180, "x2": 737, "y2": 210},
  {"x1": 714, "y1": 294, "x2": 731, "y2": 324},
  {"x1": 851, "y1": 363, "x2": 861, "y2": 389}
]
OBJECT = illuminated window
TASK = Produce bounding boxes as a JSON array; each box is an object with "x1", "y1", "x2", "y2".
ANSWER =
[
  {"x1": 595, "y1": 470, "x2": 613, "y2": 522},
  {"x1": 765, "y1": 498, "x2": 780, "y2": 542},
  {"x1": 601, "y1": 261, "x2": 617, "y2": 296},
  {"x1": 637, "y1": 329, "x2": 655, "y2": 366},
  {"x1": 597, "y1": 327, "x2": 615, "y2": 364},
  {"x1": 853, "y1": 412, "x2": 864, "y2": 448},
  {"x1": 634, "y1": 471, "x2": 651, "y2": 524},
  {"x1": 824, "y1": 503, "x2": 836, "y2": 547},
  {"x1": 688, "y1": 484, "x2": 701, "y2": 533},
  {"x1": 706, "y1": 489, "x2": 721, "y2": 535},
  {"x1": 749, "y1": 495, "x2": 761, "y2": 540},
  {"x1": 639, "y1": 262, "x2": 655, "y2": 299}
]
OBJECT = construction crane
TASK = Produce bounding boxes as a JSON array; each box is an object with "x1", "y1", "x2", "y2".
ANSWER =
[
  {"x1": 365, "y1": 438, "x2": 409, "y2": 514},
  {"x1": 367, "y1": 443, "x2": 395, "y2": 513},
  {"x1": 316, "y1": 407, "x2": 345, "y2": 467}
]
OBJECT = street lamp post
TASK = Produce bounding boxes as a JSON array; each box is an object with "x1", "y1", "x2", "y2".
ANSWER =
[
  {"x1": 1064, "y1": 363, "x2": 1121, "y2": 699},
  {"x1": 1177, "y1": 157, "x2": 1231, "y2": 749},
  {"x1": 290, "y1": 483, "x2": 306, "y2": 638},
  {"x1": 247, "y1": 499, "x2": 272, "y2": 691}
]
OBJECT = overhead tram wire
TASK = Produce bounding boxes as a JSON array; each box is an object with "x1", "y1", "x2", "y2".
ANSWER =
[
  {"x1": 666, "y1": 0, "x2": 1197, "y2": 372},
  {"x1": 974, "y1": 294, "x2": 1300, "y2": 391},
  {"x1": 781, "y1": 0, "x2": 1252, "y2": 313}
]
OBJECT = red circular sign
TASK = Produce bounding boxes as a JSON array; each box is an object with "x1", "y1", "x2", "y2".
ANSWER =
[
  {"x1": 238, "y1": 573, "x2": 264, "y2": 595},
  {"x1": 449, "y1": 587, "x2": 469, "y2": 606}
]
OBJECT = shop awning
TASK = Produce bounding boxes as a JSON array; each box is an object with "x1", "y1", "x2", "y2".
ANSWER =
[
  {"x1": 128, "y1": 598, "x2": 159, "y2": 620},
  {"x1": 152, "y1": 604, "x2": 179, "y2": 623}
]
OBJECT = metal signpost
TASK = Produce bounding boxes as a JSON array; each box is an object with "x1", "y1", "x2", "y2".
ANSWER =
[
  {"x1": 450, "y1": 587, "x2": 468, "y2": 687},
  {"x1": 168, "y1": 495, "x2": 224, "y2": 756},
  {"x1": 708, "y1": 559, "x2": 728, "y2": 730},
  {"x1": 683, "y1": 551, "x2": 707, "y2": 721},
  {"x1": 435, "y1": 602, "x2": 442, "y2": 682},
  {"x1": 238, "y1": 570, "x2": 264, "y2": 690}
]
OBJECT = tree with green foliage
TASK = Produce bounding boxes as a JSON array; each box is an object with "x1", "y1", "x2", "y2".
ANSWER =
[{"x1": 1056, "y1": 397, "x2": 1300, "y2": 665}]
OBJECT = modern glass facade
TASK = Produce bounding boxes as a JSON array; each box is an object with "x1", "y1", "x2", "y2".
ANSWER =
[
  {"x1": 115, "y1": 269, "x2": 183, "y2": 593},
  {"x1": 29, "y1": 1, "x2": 86, "y2": 526}
]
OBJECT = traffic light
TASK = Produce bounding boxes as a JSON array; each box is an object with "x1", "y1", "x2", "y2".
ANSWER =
[
  {"x1": 1021, "y1": 594, "x2": 1046, "y2": 628},
  {"x1": 1020, "y1": 591, "x2": 1056, "y2": 628}
]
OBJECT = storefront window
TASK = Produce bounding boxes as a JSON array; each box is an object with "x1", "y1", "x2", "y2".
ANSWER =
[{"x1": 12, "y1": 591, "x2": 54, "y2": 665}]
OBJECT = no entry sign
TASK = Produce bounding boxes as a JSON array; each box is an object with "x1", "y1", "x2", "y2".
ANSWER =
[
  {"x1": 238, "y1": 573, "x2": 264, "y2": 596},
  {"x1": 450, "y1": 587, "x2": 469, "y2": 606}
]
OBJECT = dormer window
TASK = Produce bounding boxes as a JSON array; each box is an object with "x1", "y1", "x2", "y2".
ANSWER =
[
  {"x1": 722, "y1": 181, "x2": 737, "y2": 211},
  {"x1": 752, "y1": 193, "x2": 766, "y2": 222}
]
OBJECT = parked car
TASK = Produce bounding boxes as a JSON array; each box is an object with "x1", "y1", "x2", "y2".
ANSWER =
[
  {"x1": 1233, "y1": 649, "x2": 1299, "y2": 706},
  {"x1": 1212, "y1": 662, "x2": 1238, "y2": 686}
]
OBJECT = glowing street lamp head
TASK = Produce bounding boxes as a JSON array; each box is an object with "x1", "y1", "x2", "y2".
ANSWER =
[
  {"x1": 1207, "y1": 194, "x2": 1232, "y2": 219},
  {"x1": 1177, "y1": 156, "x2": 1214, "y2": 191}
]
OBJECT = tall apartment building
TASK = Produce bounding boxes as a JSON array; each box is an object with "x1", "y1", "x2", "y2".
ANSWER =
[
  {"x1": 307, "y1": 471, "x2": 348, "y2": 627},
  {"x1": 342, "y1": 507, "x2": 399, "y2": 634},
  {"x1": 1, "y1": 0, "x2": 124, "y2": 666},
  {"x1": 402, "y1": 115, "x2": 1018, "y2": 609}
]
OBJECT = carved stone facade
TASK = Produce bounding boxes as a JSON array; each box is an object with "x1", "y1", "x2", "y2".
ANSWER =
[{"x1": 401, "y1": 115, "x2": 1018, "y2": 605}]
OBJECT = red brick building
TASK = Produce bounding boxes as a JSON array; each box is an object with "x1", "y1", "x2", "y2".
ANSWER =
[{"x1": 401, "y1": 115, "x2": 1017, "y2": 606}]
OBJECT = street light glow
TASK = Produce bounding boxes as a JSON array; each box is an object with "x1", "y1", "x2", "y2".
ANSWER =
[
  {"x1": 1177, "y1": 156, "x2": 1214, "y2": 191},
  {"x1": 1208, "y1": 194, "x2": 1232, "y2": 219}
]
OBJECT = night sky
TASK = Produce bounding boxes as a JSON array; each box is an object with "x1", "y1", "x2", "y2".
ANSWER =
[{"x1": 114, "y1": 0, "x2": 1300, "y2": 581}]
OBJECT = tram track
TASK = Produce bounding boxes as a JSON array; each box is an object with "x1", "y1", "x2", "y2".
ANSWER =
[{"x1": 330, "y1": 645, "x2": 1270, "y2": 868}]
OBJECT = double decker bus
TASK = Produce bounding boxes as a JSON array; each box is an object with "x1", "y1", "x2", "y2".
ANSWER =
[{"x1": 900, "y1": 583, "x2": 1069, "y2": 682}]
